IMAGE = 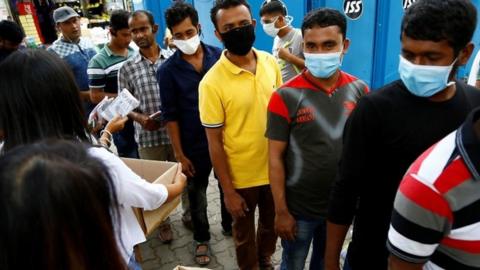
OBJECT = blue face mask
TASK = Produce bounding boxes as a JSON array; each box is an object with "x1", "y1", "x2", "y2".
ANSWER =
[
  {"x1": 304, "y1": 51, "x2": 342, "y2": 79},
  {"x1": 398, "y1": 55, "x2": 456, "y2": 97}
]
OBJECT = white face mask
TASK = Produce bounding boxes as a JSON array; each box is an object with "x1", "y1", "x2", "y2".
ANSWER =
[
  {"x1": 262, "y1": 16, "x2": 291, "y2": 37},
  {"x1": 173, "y1": 34, "x2": 200, "y2": 55}
]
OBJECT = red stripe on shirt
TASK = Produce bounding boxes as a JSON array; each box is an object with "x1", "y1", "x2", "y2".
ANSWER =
[
  {"x1": 441, "y1": 237, "x2": 480, "y2": 253},
  {"x1": 399, "y1": 175, "x2": 453, "y2": 221},
  {"x1": 268, "y1": 91, "x2": 290, "y2": 123},
  {"x1": 337, "y1": 72, "x2": 358, "y2": 89},
  {"x1": 434, "y1": 158, "x2": 471, "y2": 194}
]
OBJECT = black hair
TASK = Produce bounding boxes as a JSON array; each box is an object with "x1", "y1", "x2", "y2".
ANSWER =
[
  {"x1": 110, "y1": 9, "x2": 130, "y2": 32},
  {"x1": 401, "y1": 0, "x2": 477, "y2": 55},
  {"x1": 0, "y1": 140, "x2": 126, "y2": 269},
  {"x1": 210, "y1": 0, "x2": 252, "y2": 30},
  {"x1": 259, "y1": 0, "x2": 287, "y2": 17},
  {"x1": 0, "y1": 20, "x2": 25, "y2": 44},
  {"x1": 165, "y1": 2, "x2": 199, "y2": 32},
  {"x1": 0, "y1": 49, "x2": 88, "y2": 152},
  {"x1": 131, "y1": 10, "x2": 155, "y2": 26},
  {"x1": 301, "y1": 8, "x2": 347, "y2": 39}
]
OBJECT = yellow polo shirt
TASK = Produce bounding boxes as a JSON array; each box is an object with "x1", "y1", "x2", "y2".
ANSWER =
[{"x1": 199, "y1": 48, "x2": 282, "y2": 189}]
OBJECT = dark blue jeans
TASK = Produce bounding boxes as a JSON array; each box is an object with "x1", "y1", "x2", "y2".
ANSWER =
[
  {"x1": 187, "y1": 154, "x2": 212, "y2": 242},
  {"x1": 280, "y1": 215, "x2": 326, "y2": 270}
]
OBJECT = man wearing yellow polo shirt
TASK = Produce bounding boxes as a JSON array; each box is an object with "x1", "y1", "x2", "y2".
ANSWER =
[{"x1": 199, "y1": 1, "x2": 282, "y2": 269}]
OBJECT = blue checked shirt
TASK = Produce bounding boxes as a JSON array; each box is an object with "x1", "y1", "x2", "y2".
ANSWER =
[
  {"x1": 118, "y1": 46, "x2": 172, "y2": 148},
  {"x1": 48, "y1": 37, "x2": 97, "y2": 91}
]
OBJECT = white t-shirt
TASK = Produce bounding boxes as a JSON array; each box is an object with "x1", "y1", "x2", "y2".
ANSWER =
[
  {"x1": 88, "y1": 147, "x2": 168, "y2": 263},
  {"x1": 272, "y1": 28, "x2": 304, "y2": 82}
]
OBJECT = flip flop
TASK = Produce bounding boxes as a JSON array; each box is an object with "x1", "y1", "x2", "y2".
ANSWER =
[
  {"x1": 192, "y1": 241, "x2": 211, "y2": 266},
  {"x1": 157, "y1": 222, "x2": 173, "y2": 244}
]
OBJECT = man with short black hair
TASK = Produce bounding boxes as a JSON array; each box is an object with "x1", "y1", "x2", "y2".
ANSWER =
[
  {"x1": 118, "y1": 9, "x2": 175, "y2": 245},
  {"x1": 325, "y1": 0, "x2": 480, "y2": 269},
  {"x1": 260, "y1": 0, "x2": 304, "y2": 82},
  {"x1": 48, "y1": 6, "x2": 97, "y2": 116},
  {"x1": 0, "y1": 20, "x2": 25, "y2": 63},
  {"x1": 267, "y1": 8, "x2": 368, "y2": 270},
  {"x1": 87, "y1": 10, "x2": 138, "y2": 159},
  {"x1": 158, "y1": 2, "x2": 225, "y2": 265},
  {"x1": 200, "y1": 1, "x2": 282, "y2": 269}
]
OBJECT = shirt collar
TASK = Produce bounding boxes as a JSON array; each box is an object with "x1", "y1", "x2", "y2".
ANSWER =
[
  {"x1": 172, "y1": 42, "x2": 214, "y2": 64},
  {"x1": 456, "y1": 107, "x2": 480, "y2": 181},
  {"x1": 104, "y1": 44, "x2": 134, "y2": 57},
  {"x1": 220, "y1": 47, "x2": 258, "y2": 75},
  {"x1": 134, "y1": 45, "x2": 168, "y2": 64},
  {"x1": 60, "y1": 36, "x2": 82, "y2": 44}
]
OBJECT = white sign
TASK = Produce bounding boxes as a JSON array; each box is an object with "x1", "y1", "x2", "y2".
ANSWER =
[
  {"x1": 403, "y1": 0, "x2": 418, "y2": 10},
  {"x1": 344, "y1": 0, "x2": 363, "y2": 20}
]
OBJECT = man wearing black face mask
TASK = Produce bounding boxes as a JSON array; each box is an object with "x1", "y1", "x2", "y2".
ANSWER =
[
  {"x1": 198, "y1": 1, "x2": 282, "y2": 269},
  {"x1": 0, "y1": 20, "x2": 25, "y2": 64}
]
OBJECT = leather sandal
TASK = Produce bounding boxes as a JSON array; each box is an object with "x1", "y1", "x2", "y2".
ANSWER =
[
  {"x1": 157, "y1": 222, "x2": 173, "y2": 243},
  {"x1": 193, "y1": 241, "x2": 211, "y2": 266}
]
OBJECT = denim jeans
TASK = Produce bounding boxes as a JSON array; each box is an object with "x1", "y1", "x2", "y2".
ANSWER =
[
  {"x1": 280, "y1": 216, "x2": 326, "y2": 270},
  {"x1": 128, "y1": 253, "x2": 142, "y2": 270}
]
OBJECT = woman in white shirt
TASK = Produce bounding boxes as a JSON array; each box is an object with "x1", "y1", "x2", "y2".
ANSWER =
[{"x1": 0, "y1": 49, "x2": 186, "y2": 267}]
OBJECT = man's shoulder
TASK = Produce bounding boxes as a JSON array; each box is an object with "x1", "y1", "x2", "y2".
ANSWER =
[
  {"x1": 120, "y1": 55, "x2": 139, "y2": 68},
  {"x1": 89, "y1": 48, "x2": 109, "y2": 66},
  {"x1": 256, "y1": 49, "x2": 276, "y2": 61},
  {"x1": 364, "y1": 80, "x2": 405, "y2": 103},
  {"x1": 80, "y1": 37, "x2": 96, "y2": 49},
  {"x1": 459, "y1": 80, "x2": 480, "y2": 103},
  {"x1": 159, "y1": 51, "x2": 178, "y2": 71},
  {"x1": 292, "y1": 28, "x2": 303, "y2": 40},
  {"x1": 203, "y1": 43, "x2": 222, "y2": 56},
  {"x1": 202, "y1": 59, "x2": 225, "y2": 82}
]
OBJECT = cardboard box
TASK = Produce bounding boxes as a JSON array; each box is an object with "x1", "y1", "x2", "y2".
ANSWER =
[{"x1": 121, "y1": 158, "x2": 182, "y2": 236}]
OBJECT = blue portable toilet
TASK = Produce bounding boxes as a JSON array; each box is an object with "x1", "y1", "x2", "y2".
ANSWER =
[{"x1": 309, "y1": 0, "x2": 480, "y2": 89}]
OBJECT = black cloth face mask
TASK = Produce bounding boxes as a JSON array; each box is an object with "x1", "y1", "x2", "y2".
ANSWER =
[{"x1": 220, "y1": 24, "x2": 255, "y2": 56}]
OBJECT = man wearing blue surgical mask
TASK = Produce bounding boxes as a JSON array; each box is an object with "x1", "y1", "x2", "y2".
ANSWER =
[
  {"x1": 267, "y1": 8, "x2": 368, "y2": 270},
  {"x1": 260, "y1": 0, "x2": 304, "y2": 82},
  {"x1": 326, "y1": 1, "x2": 480, "y2": 270}
]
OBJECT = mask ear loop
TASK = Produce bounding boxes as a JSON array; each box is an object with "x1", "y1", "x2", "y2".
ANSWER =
[
  {"x1": 447, "y1": 57, "x2": 459, "y2": 86},
  {"x1": 284, "y1": 15, "x2": 293, "y2": 26}
]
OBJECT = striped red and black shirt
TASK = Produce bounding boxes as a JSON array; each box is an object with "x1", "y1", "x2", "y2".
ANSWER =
[{"x1": 388, "y1": 108, "x2": 480, "y2": 269}]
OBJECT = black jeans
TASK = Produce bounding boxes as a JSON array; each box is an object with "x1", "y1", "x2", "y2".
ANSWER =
[
  {"x1": 218, "y1": 180, "x2": 233, "y2": 231},
  {"x1": 187, "y1": 154, "x2": 212, "y2": 242}
]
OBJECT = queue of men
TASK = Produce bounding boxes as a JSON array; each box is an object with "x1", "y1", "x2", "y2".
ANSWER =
[{"x1": 2, "y1": 0, "x2": 480, "y2": 269}]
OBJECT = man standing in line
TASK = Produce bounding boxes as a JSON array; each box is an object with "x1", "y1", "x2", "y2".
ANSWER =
[
  {"x1": 117, "y1": 10, "x2": 175, "y2": 244},
  {"x1": 158, "y1": 2, "x2": 230, "y2": 265},
  {"x1": 87, "y1": 9, "x2": 138, "y2": 158},
  {"x1": 325, "y1": 0, "x2": 480, "y2": 269},
  {"x1": 0, "y1": 20, "x2": 25, "y2": 63},
  {"x1": 260, "y1": 0, "x2": 304, "y2": 82},
  {"x1": 387, "y1": 107, "x2": 480, "y2": 270},
  {"x1": 48, "y1": 6, "x2": 97, "y2": 116},
  {"x1": 267, "y1": 8, "x2": 368, "y2": 270},
  {"x1": 199, "y1": 1, "x2": 282, "y2": 269}
]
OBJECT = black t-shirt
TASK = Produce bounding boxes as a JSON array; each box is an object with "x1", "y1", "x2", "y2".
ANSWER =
[
  {"x1": 266, "y1": 71, "x2": 368, "y2": 218},
  {"x1": 327, "y1": 79, "x2": 480, "y2": 270}
]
